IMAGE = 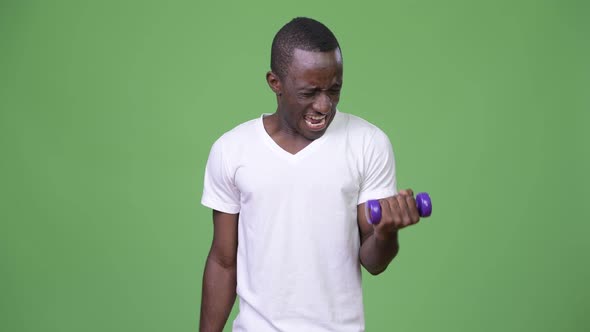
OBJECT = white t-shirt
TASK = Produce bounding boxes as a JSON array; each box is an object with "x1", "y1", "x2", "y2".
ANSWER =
[{"x1": 201, "y1": 110, "x2": 396, "y2": 332}]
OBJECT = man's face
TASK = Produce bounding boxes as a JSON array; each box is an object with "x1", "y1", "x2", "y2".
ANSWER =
[{"x1": 275, "y1": 48, "x2": 343, "y2": 141}]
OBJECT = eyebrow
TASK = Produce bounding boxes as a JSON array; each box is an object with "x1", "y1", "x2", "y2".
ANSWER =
[{"x1": 299, "y1": 83, "x2": 342, "y2": 91}]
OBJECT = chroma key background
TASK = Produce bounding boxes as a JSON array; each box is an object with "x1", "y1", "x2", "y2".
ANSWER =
[{"x1": 1, "y1": 0, "x2": 588, "y2": 331}]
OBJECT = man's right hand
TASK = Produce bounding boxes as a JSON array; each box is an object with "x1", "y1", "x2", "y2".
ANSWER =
[{"x1": 199, "y1": 210, "x2": 238, "y2": 332}]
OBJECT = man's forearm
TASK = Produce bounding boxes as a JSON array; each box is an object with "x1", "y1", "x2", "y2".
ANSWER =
[
  {"x1": 359, "y1": 231, "x2": 399, "y2": 275},
  {"x1": 200, "y1": 255, "x2": 237, "y2": 332}
]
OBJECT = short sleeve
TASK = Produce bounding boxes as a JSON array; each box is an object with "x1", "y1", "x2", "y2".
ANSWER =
[
  {"x1": 357, "y1": 128, "x2": 397, "y2": 204},
  {"x1": 201, "y1": 138, "x2": 241, "y2": 214}
]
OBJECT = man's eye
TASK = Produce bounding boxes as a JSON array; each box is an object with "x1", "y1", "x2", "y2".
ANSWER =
[{"x1": 300, "y1": 92, "x2": 315, "y2": 97}]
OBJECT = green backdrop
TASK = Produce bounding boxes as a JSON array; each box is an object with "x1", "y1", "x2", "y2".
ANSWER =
[{"x1": 1, "y1": 0, "x2": 588, "y2": 331}]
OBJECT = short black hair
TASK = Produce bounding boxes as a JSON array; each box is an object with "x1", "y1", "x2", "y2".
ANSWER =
[{"x1": 270, "y1": 17, "x2": 341, "y2": 79}]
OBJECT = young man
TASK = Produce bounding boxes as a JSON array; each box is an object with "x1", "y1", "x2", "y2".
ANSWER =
[{"x1": 200, "y1": 17, "x2": 420, "y2": 332}]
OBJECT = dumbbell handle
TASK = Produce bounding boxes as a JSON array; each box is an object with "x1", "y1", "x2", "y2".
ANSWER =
[{"x1": 365, "y1": 192, "x2": 432, "y2": 225}]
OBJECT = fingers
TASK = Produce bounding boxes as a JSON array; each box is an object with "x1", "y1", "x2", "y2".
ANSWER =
[
  {"x1": 374, "y1": 198, "x2": 398, "y2": 238},
  {"x1": 395, "y1": 195, "x2": 413, "y2": 227},
  {"x1": 375, "y1": 190, "x2": 420, "y2": 232},
  {"x1": 398, "y1": 188, "x2": 414, "y2": 197},
  {"x1": 404, "y1": 194, "x2": 420, "y2": 224},
  {"x1": 377, "y1": 198, "x2": 394, "y2": 227},
  {"x1": 397, "y1": 188, "x2": 419, "y2": 224}
]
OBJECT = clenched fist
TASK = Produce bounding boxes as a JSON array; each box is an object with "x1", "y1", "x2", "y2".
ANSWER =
[{"x1": 372, "y1": 189, "x2": 420, "y2": 239}]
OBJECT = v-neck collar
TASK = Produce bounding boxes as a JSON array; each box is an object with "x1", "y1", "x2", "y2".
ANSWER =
[{"x1": 257, "y1": 111, "x2": 339, "y2": 162}]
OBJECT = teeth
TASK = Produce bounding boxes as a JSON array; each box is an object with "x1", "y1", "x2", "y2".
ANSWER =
[
  {"x1": 306, "y1": 115, "x2": 326, "y2": 120},
  {"x1": 305, "y1": 117, "x2": 326, "y2": 129}
]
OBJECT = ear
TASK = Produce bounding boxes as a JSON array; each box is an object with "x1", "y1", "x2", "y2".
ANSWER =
[{"x1": 266, "y1": 71, "x2": 282, "y2": 95}]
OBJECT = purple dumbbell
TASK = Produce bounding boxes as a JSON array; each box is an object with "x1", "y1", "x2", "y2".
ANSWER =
[{"x1": 365, "y1": 192, "x2": 432, "y2": 225}]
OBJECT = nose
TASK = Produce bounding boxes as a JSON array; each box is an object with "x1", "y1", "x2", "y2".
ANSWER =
[{"x1": 313, "y1": 93, "x2": 332, "y2": 114}]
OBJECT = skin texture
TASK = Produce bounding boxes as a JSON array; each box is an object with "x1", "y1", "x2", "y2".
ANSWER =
[
  {"x1": 357, "y1": 189, "x2": 420, "y2": 275},
  {"x1": 264, "y1": 48, "x2": 343, "y2": 154},
  {"x1": 199, "y1": 211, "x2": 238, "y2": 332},
  {"x1": 199, "y1": 48, "x2": 420, "y2": 331}
]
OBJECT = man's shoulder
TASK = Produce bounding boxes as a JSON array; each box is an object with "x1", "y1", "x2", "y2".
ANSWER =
[
  {"x1": 215, "y1": 116, "x2": 260, "y2": 145},
  {"x1": 342, "y1": 112, "x2": 377, "y2": 129},
  {"x1": 338, "y1": 111, "x2": 386, "y2": 138}
]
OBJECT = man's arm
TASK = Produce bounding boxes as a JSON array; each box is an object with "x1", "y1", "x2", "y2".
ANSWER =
[
  {"x1": 358, "y1": 189, "x2": 420, "y2": 275},
  {"x1": 200, "y1": 210, "x2": 239, "y2": 332}
]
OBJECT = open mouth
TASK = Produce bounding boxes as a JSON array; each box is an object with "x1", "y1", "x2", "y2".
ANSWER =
[{"x1": 304, "y1": 114, "x2": 328, "y2": 131}]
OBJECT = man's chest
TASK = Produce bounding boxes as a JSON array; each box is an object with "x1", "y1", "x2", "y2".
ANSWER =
[{"x1": 233, "y1": 143, "x2": 363, "y2": 206}]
